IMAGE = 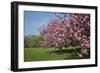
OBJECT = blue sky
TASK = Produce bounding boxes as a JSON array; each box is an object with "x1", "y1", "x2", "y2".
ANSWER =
[
  {"x1": 24, "y1": 11, "x2": 71, "y2": 36},
  {"x1": 24, "y1": 11, "x2": 56, "y2": 36}
]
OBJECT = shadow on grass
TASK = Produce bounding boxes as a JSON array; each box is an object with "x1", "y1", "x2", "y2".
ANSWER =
[
  {"x1": 47, "y1": 48, "x2": 90, "y2": 59},
  {"x1": 47, "y1": 48, "x2": 80, "y2": 55}
]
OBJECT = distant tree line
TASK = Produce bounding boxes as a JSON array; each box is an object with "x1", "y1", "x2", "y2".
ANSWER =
[{"x1": 24, "y1": 35, "x2": 43, "y2": 48}]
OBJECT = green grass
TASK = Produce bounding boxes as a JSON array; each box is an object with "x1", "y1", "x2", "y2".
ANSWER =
[{"x1": 24, "y1": 47, "x2": 88, "y2": 62}]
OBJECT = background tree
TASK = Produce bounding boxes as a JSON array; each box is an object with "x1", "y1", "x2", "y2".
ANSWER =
[
  {"x1": 31, "y1": 36, "x2": 43, "y2": 48},
  {"x1": 24, "y1": 36, "x2": 32, "y2": 48},
  {"x1": 24, "y1": 36, "x2": 43, "y2": 48}
]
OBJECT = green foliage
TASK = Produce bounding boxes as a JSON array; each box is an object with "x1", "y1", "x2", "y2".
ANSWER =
[
  {"x1": 31, "y1": 36, "x2": 43, "y2": 48},
  {"x1": 24, "y1": 36, "x2": 32, "y2": 48},
  {"x1": 24, "y1": 35, "x2": 43, "y2": 48}
]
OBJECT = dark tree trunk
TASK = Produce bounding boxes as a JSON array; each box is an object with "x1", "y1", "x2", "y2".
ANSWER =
[
  {"x1": 59, "y1": 47, "x2": 63, "y2": 54},
  {"x1": 59, "y1": 47, "x2": 62, "y2": 51}
]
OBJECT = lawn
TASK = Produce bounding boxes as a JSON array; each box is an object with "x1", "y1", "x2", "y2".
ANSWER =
[{"x1": 24, "y1": 46, "x2": 87, "y2": 62}]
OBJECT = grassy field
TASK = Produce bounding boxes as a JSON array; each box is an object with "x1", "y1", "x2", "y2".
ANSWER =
[{"x1": 24, "y1": 46, "x2": 88, "y2": 62}]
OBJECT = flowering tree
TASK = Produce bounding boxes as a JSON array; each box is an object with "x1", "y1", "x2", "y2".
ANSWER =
[
  {"x1": 39, "y1": 13, "x2": 90, "y2": 56},
  {"x1": 39, "y1": 19, "x2": 68, "y2": 51},
  {"x1": 70, "y1": 14, "x2": 90, "y2": 55}
]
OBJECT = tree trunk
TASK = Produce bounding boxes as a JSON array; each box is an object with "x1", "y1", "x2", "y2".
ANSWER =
[{"x1": 59, "y1": 47, "x2": 62, "y2": 54}]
